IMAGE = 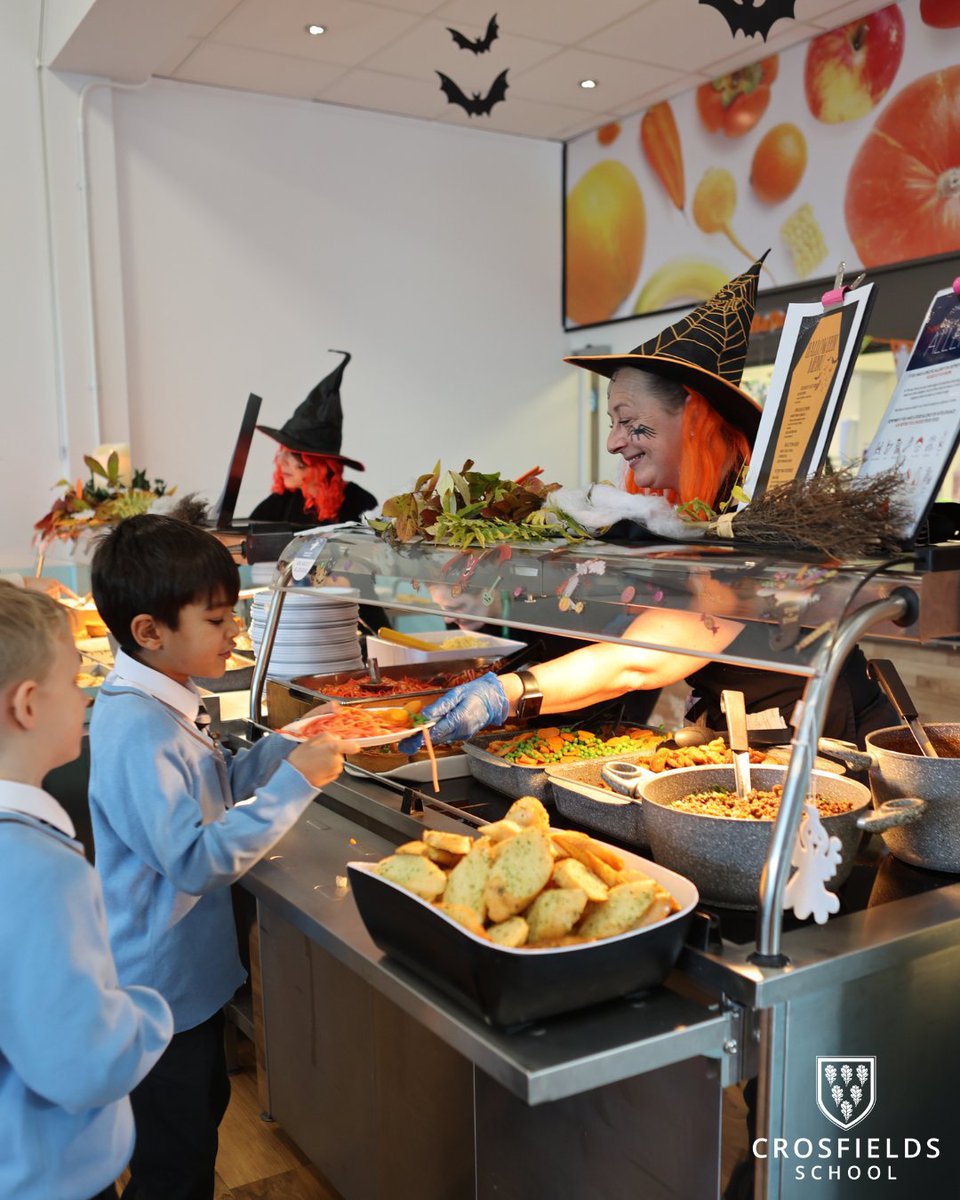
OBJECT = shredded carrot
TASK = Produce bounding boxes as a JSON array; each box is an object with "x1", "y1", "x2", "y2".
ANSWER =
[{"x1": 421, "y1": 726, "x2": 439, "y2": 793}]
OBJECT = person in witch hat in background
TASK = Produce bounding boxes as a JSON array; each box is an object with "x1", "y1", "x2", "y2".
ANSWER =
[
  {"x1": 400, "y1": 255, "x2": 894, "y2": 754},
  {"x1": 250, "y1": 351, "x2": 377, "y2": 527}
]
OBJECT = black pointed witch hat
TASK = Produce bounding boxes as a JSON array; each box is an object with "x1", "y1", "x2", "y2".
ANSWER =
[
  {"x1": 257, "y1": 350, "x2": 364, "y2": 470},
  {"x1": 564, "y1": 256, "x2": 766, "y2": 439}
]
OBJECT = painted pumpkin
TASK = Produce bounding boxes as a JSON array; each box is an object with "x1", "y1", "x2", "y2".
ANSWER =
[{"x1": 845, "y1": 67, "x2": 960, "y2": 267}]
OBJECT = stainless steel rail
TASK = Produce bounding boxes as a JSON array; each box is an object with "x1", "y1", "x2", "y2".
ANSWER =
[
  {"x1": 754, "y1": 588, "x2": 914, "y2": 962},
  {"x1": 249, "y1": 561, "x2": 295, "y2": 724}
]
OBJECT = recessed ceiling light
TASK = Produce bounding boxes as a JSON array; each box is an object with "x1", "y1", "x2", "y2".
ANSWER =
[
  {"x1": 306, "y1": 24, "x2": 326, "y2": 36},
  {"x1": 580, "y1": 79, "x2": 597, "y2": 89}
]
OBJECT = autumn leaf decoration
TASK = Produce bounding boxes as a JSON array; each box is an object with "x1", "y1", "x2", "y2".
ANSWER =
[
  {"x1": 369, "y1": 461, "x2": 589, "y2": 549},
  {"x1": 34, "y1": 451, "x2": 174, "y2": 547}
]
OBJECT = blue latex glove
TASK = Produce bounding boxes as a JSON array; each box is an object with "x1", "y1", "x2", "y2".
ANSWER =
[{"x1": 398, "y1": 672, "x2": 510, "y2": 753}]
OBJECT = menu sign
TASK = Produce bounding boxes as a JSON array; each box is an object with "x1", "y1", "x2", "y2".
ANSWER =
[
  {"x1": 859, "y1": 287, "x2": 960, "y2": 545},
  {"x1": 743, "y1": 285, "x2": 875, "y2": 503}
]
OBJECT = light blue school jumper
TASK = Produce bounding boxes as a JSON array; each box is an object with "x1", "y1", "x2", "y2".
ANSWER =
[
  {"x1": 0, "y1": 782, "x2": 172, "y2": 1200},
  {"x1": 88, "y1": 651, "x2": 317, "y2": 1032}
]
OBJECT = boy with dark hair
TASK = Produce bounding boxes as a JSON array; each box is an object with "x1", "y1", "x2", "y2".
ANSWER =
[
  {"x1": 89, "y1": 515, "x2": 354, "y2": 1200},
  {"x1": 0, "y1": 581, "x2": 172, "y2": 1200}
]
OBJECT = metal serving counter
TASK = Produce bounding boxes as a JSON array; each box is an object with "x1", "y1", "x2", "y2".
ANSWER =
[
  {"x1": 245, "y1": 769, "x2": 960, "y2": 1200},
  {"x1": 244, "y1": 530, "x2": 960, "y2": 1199}
]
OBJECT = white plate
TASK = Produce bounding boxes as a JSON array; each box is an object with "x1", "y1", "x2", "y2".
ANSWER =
[
  {"x1": 252, "y1": 588, "x2": 359, "y2": 605},
  {"x1": 280, "y1": 709, "x2": 437, "y2": 747}
]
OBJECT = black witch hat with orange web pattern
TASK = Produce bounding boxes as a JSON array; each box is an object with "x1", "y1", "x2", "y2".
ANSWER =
[{"x1": 565, "y1": 254, "x2": 766, "y2": 440}]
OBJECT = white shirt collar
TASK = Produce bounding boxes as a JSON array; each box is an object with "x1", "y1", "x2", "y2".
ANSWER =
[
  {"x1": 0, "y1": 780, "x2": 76, "y2": 839},
  {"x1": 109, "y1": 648, "x2": 202, "y2": 723}
]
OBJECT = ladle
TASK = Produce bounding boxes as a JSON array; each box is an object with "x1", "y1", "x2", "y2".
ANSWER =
[{"x1": 868, "y1": 659, "x2": 939, "y2": 758}]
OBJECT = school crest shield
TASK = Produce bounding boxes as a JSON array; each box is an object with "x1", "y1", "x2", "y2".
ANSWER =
[{"x1": 816, "y1": 1056, "x2": 877, "y2": 1130}]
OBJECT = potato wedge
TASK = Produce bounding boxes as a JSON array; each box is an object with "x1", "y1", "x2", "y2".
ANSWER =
[{"x1": 552, "y1": 857, "x2": 609, "y2": 903}]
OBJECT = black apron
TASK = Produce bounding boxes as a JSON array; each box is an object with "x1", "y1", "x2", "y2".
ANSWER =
[{"x1": 685, "y1": 643, "x2": 896, "y2": 748}]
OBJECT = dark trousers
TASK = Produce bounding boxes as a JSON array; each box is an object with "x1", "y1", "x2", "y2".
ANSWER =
[{"x1": 121, "y1": 1010, "x2": 230, "y2": 1200}]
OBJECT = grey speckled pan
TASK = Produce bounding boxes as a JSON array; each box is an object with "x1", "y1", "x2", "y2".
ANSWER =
[{"x1": 640, "y1": 765, "x2": 922, "y2": 910}]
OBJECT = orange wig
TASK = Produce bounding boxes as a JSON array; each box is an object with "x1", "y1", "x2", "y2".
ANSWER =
[{"x1": 271, "y1": 453, "x2": 347, "y2": 521}]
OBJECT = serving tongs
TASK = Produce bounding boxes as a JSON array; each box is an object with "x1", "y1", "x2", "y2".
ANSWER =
[
  {"x1": 721, "y1": 689, "x2": 751, "y2": 799},
  {"x1": 868, "y1": 658, "x2": 940, "y2": 758}
]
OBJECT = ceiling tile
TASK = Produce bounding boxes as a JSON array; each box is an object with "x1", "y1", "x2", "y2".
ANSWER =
[
  {"x1": 581, "y1": 0, "x2": 752, "y2": 69},
  {"x1": 154, "y1": 38, "x2": 201, "y2": 76},
  {"x1": 173, "y1": 41, "x2": 346, "y2": 98},
  {"x1": 510, "y1": 47, "x2": 682, "y2": 112},
  {"x1": 701, "y1": 20, "x2": 819, "y2": 75},
  {"x1": 436, "y1": 92, "x2": 597, "y2": 139},
  {"x1": 318, "y1": 66, "x2": 450, "y2": 117},
  {"x1": 211, "y1": 0, "x2": 423, "y2": 66},
  {"x1": 435, "y1": 0, "x2": 653, "y2": 45},
  {"x1": 364, "y1": 0, "x2": 448, "y2": 11},
  {"x1": 189, "y1": 0, "x2": 245, "y2": 39},
  {"x1": 365, "y1": 18, "x2": 559, "y2": 78}
]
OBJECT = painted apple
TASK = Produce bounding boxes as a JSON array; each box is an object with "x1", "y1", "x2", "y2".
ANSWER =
[
  {"x1": 920, "y1": 0, "x2": 960, "y2": 28},
  {"x1": 805, "y1": 5, "x2": 905, "y2": 124}
]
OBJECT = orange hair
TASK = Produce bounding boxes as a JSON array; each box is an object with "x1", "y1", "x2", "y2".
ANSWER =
[
  {"x1": 271, "y1": 452, "x2": 346, "y2": 520},
  {"x1": 678, "y1": 390, "x2": 751, "y2": 508}
]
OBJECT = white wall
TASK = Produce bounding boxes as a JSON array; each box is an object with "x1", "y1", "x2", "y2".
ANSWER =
[
  {"x1": 1, "y1": 1, "x2": 67, "y2": 566},
  {"x1": 3, "y1": 4, "x2": 577, "y2": 568},
  {"x1": 109, "y1": 82, "x2": 573, "y2": 525}
]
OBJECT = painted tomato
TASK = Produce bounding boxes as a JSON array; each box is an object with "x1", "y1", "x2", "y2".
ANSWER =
[
  {"x1": 696, "y1": 57, "x2": 779, "y2": 138},
  {"x1": 845, "y1": 67, "x2": 960, "y2": 267}
]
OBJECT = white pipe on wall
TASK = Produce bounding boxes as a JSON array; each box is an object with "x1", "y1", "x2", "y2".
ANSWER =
[{"x1": 77, "y1": 76, "x2": 150, "y2": 450}]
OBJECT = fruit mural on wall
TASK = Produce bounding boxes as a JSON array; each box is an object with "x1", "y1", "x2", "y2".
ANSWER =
[
  {"x1": 804, "y1": 7, "x2": 905, "y2": 123},
  {"x1": 564, "y1": 1, "x2": 960, "y2": 329},
  {"x1": 846, "y1": 66, "x2": 960, "y2": 266}
]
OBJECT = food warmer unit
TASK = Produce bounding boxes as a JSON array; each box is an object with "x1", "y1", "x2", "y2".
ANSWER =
[{"x1": 241, "y1": 527, "x2": 960, "y2": 1199}]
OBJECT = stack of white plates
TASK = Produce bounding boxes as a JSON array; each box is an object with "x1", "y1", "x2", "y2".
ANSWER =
[{"x1": 250, "y1": 588, "x2": 362, "y2": 676}]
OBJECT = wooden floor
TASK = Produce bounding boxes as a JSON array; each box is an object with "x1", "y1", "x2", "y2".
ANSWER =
[{"x1": 116, "y1": 1036, "x2": 342, "y2": 1200}]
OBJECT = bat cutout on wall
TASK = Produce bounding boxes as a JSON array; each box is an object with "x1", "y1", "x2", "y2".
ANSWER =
[
  {"x1": 699, "y1": 0, "x2": 796, "y2": 40},
  {"x1": 437, "y1": 69, "x2": 509, "y2": 117},
  {"x1": 447, "y1": 13, "x2": 499, "y2": 54}
]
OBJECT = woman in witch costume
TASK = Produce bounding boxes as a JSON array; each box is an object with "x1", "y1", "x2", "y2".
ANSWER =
[
  {"x1": 251, "y1": 351, "x2": 377, "y2": 526},
  {"x1": 402, "y1": 259, "x2": 894, "y2": 751}
]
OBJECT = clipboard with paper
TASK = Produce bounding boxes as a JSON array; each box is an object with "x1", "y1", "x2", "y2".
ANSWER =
[
  {"x1": 857, "y1": 284, "x2": 960, "y2": 548},
  {"x1": 742, "y1": 277, "x2": 876, "y2": 505}
]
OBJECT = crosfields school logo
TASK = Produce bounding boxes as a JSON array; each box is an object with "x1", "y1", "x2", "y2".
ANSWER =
[{"x1": 816, "y1": 1057, "x2": 877, "y2": 1130}]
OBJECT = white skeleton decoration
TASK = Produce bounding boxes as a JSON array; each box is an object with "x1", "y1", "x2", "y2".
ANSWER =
[{"x1": 783, "y1": 801, "x2": 843, "y2": 923}]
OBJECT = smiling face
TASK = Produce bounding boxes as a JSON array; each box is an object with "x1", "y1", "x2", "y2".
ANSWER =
[
  {"x1": 606, "y1": 369, "x2": 686, "y2": 493},
  {"x1": 145, "y1": 594, "x2": 238, "y2": 684}
]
